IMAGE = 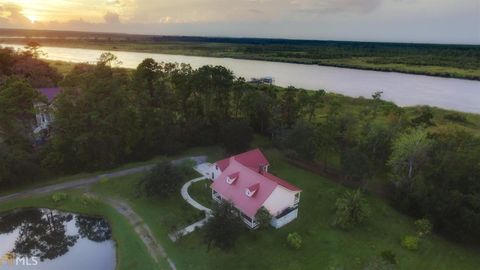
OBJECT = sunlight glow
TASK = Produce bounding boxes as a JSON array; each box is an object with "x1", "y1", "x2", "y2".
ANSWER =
[{"x1": 26, "y1": 14, "x2": 38, "y2": 24}]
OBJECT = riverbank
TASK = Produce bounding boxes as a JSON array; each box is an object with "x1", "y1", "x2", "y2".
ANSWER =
[{"x1": 2, "y1": 39, "x2": 479, "y2": 80}]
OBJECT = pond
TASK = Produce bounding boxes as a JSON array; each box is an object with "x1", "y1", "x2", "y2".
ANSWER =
[{"x1": 0, "y1": 208, "x2": 116, "y2": 270}]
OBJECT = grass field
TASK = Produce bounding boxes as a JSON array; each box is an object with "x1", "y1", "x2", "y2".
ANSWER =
[{"x1": 90, "y1": 147, "x2": 480, "y2": 270}]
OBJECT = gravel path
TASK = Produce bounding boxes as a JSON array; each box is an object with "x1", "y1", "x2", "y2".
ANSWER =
[
  {"x1": 87, "y1": 194, "x2": 177, "y2": 270},
  {"x1": 0, "y1": 155, "x2": 208, "y2": 204},
  {"x1": 0, "y1": 165, "x2": 155, "y2": 203}
]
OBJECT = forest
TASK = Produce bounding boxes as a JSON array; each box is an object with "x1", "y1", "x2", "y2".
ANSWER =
[{"x1": 0, "y1": 44, "x2": 479, "y2": 247}]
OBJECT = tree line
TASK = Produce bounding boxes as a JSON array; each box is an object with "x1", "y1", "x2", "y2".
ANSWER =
[{"x1": 0, "y1": 47, "x2": 478, "y2": 244}]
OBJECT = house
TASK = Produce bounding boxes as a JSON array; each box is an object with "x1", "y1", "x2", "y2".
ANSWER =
[
  {"x1": 33, "y1": 87, "x2": 62, "y2": 134},
  {"x1": 210, "y1": 149, "x2": 301, "y2": 229}
]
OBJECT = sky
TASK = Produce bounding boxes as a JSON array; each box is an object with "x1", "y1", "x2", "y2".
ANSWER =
[{"x1": 0, "y1": 0, "x2": 479, "y2": 44}]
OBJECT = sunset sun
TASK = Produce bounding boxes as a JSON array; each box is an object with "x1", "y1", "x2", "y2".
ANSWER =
[{"x1": 25, "y1": 14, "x2": 38, "y2": 24}]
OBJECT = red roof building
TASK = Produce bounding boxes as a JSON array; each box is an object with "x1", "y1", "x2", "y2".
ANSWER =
[
  {"x1": 33, "y1": 88, "x2": 63, "y2": 135},
  {"x1": 211, "y1": 149, "x2": 301, "y2": 229},
  {"x1": 38, "y1": 88, "x2": 62, "y2": 103}
]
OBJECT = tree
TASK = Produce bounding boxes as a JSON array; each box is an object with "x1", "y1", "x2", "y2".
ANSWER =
[
  {"x1": 411, "y1": 106, "x2": 434, "y2": 127},
  {"x1": 358, "y1": 120, "x2": 396, "y2": 168},
  {"x1": 24, "y1": 41, "x2": 42, "y2": 58},
  {"x1": 410, "y1": 126, "x2": 480, "y2": 243},
  {"x1": 298, "y1": 89, "x2": 326, "y2": 122},
  {"x1": 0, "y1": 76, "x2": 45, "y2": 138},
  {"x1": 0, "y1": 77, "x2": 44, "y2": 187},
  {"x1": 191, "y1": 65, "x2": 234, "y2": 125},
  {"x1": 255, "y1": 207, "x2": 272, "y2": 229},
  {"x1": 333, "y1": 189, "x2": 370, "y2": 229},
  {"x1": 137, "y1": 162, "x2": 185, "y2": 198},
  {"x1": 130, "y1": 59, "x2": 181, "y2": 157},
  {"x1": 341, "y1": 147, "x2": 371, "y2": 183},
  {"x1": 279, "y1": 87, "x2": 300, "y2": 128},
  {"x1": 242, "y1": 88, "x2": 275, "y2": 134},
  {"x1": 283, "y1": 120, "x2": 318, "y2": 161},
  {"x1": 370, "y1": 91, "x2": 384, "y2": 117},
  {"x1": 97, "y1": 52, "x2": 122, "y2": 67},
  {"x1": 220, "y1": 118, "x2": 254, "y2": 154},
  {"x1": 44, "y1": 60, "x2": 139, "y2": 171},
  {"x1": 388, "y1": 129, "x2": 432, "y2": 191},
  {"x1": 204, "y1": 201, "x2": 243, "y2": 251}
]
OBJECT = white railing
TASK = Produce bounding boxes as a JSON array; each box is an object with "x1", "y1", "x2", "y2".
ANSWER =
[{"x1": 271, "y1": 208, "x2": 299, "y2": 228}]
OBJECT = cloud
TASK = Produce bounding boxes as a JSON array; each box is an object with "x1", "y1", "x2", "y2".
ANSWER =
[
  {"x1": 291, "y1": 0, "x2": 383, "y2": 14},
  {"x1": 104, "y1": 11, "x2": 120, "y2": 24},
  {"x1": 0, "y1": 0, "x2": 478, "y2": 44},
  {"x1": 0, "y1": 4, "x2": 31, "y2": 26}
]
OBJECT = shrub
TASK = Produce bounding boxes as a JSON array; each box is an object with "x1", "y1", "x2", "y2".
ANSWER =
[
  {"x1": 287, "y1": 232, "x2": 302, "y2": 250},
  {"x1": 414, "y1": 218, "x2": 432, "y2": 237},
  {"x1": 137, "y1": 161, "x2": 185, "y2": 199},
  {"x1": 333, "y1": 189, "x2": 370, "y2": 229},
  {"x1": 380, "y1": 250, "x2": 397, "y2": 265},
  {"x1": 443, "y1": 113, "x2": 467, "y2": 123},
  {"x1": 401, "y1": 235, "x2": 419, "y2": 251},
  {"x1": 255, "y1": 207, "x2": 272, "y2": 230},
  {"x1": 51, "y1": 192, "x2": 68, "y2": 203},
  {"x1": 204, "y1": 202, "x2": 244, "y2": 251}
]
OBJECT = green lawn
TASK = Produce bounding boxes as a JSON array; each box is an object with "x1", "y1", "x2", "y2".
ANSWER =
[
  {"x1": 90, "y1": 147, "x2": 480, "y2": 270},
  {"x1": 0, "y1": 191, "x2": 162, "y2": 270}
]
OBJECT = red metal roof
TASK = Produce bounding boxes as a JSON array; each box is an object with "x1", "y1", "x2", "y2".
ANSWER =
[
  {"x1": 211, "y1": 158, "x2": 277, "y2": 218},
  {"x1": 211, "y1": 149, "x2": 301, "y2": 218},
  {"x1": 38, "y1": 88, "x2": 62, "y2": 103},
  {"x1": 263, "y1": 172, "x2": 302, "y2": 192},
  {"x1": 216, "y1": 148, "x2": 269, "y2": 171}
]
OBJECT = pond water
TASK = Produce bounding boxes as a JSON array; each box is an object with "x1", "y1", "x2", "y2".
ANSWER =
[
  {"x1": 0, "y1": 208, "x2": 115, "y2": 270},
  {"x1": 2, "y1": 43, "x2": 480, "y2": 113}
]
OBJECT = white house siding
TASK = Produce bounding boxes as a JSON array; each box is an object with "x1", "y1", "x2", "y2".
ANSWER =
[{"x1": 262, "y1": 185, "x2": 297, "y2": 216}]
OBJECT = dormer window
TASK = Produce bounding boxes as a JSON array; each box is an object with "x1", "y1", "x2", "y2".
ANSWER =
[
  {"x1": 245, "y1": 183, "x2": 260, "y2": 197},
  {"x1": 226, "y1": 172, "x2": 239, "y2": 185}
]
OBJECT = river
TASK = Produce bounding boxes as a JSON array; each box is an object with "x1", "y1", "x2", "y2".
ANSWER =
[{"x1": 3, "y1": 43, "x2": 479, "y2": 113}]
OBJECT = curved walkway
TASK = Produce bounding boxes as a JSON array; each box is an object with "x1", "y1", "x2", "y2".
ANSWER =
[
  {"x1": 181, "y1": 176, "x2": 211, "y2": 213},
  {"x1": 170, "y1": 176, "x2": 212, "y2": 242}
]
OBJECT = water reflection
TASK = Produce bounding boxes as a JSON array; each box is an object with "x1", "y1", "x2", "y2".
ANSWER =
[{"x1": 0, "y1": 209, "x2": 115, "y2": 270}]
